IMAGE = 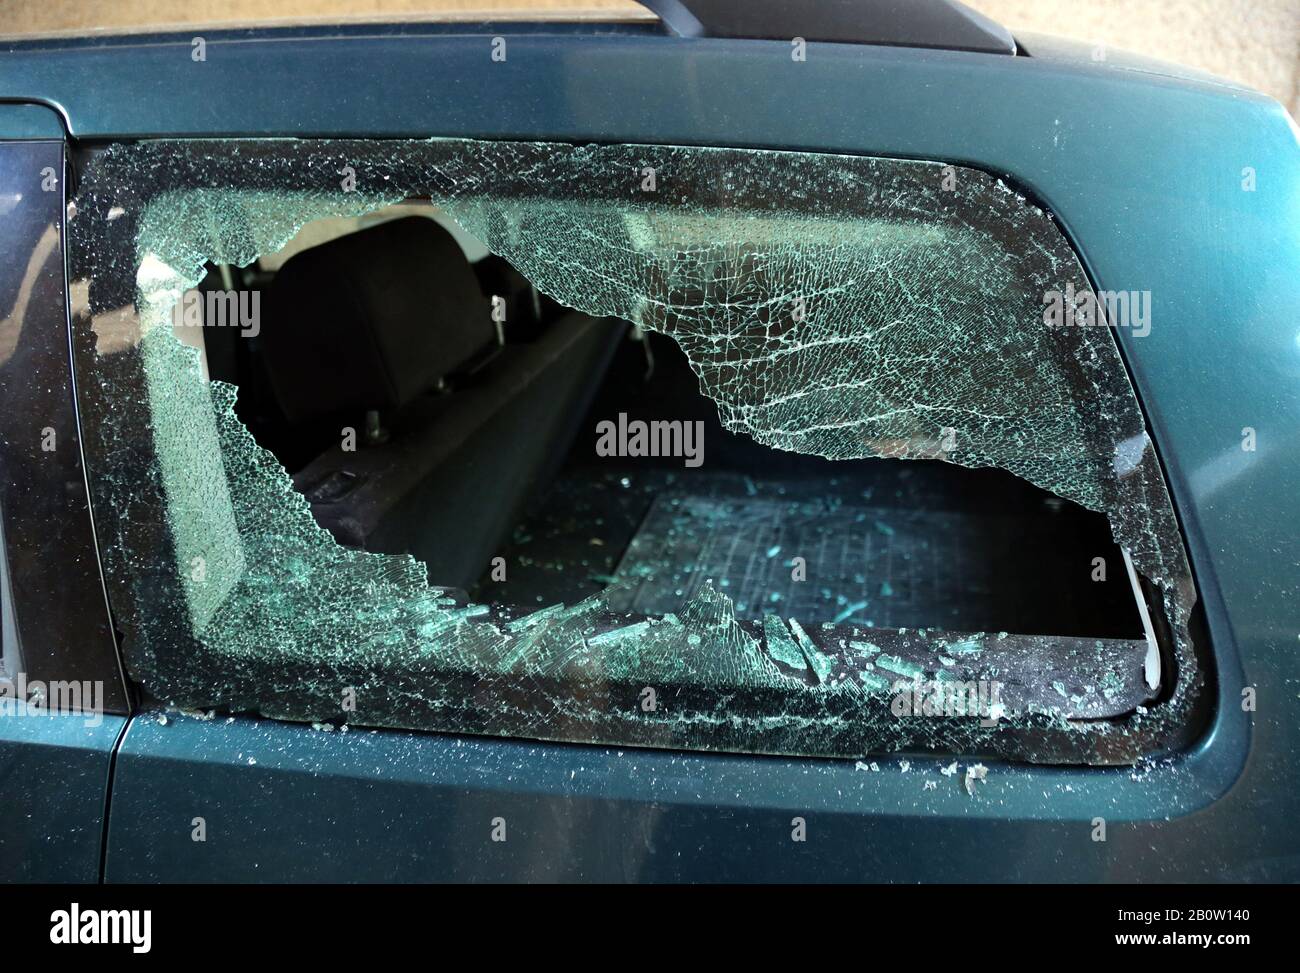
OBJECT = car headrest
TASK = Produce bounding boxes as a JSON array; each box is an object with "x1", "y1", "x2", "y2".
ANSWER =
[{"x1": 263, "y1": 215, "x2": 492, "y2": 425}]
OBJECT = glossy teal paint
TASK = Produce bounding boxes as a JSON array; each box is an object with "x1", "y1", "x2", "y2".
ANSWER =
[
  {"x1": 0, "y1": 27, "x2": 1293, "y2": 880},
  {"x1": 0, "y1": 712, "x2": 126, "y2": 881},
  {"x1": 106, "y1": 705, "x2": 1247, "y2": 882},
  {"x1": 0, "y1": 101, "x2": 64, "y2": 139}
]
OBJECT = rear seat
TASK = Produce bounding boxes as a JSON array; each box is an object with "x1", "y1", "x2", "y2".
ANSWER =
[{"x1": 262, "y1": 215, "x2": 625, "y2": 588}]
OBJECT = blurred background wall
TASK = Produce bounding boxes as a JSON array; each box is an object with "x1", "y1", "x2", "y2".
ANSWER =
[{"x1": 2, "y1": 0, "x2": 1296, "y2": 115}]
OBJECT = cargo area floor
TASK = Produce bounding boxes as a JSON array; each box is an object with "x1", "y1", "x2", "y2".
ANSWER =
[{"x1": 473, "y1": 465, "x2": 1142, "y2": 639}]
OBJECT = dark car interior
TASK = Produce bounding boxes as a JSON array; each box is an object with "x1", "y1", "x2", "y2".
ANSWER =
[{"x1": 195, "y1": 207, "x2": 1144, "y2": 642}]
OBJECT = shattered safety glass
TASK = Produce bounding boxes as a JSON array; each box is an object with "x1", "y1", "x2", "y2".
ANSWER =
[{"x1": 68, "y1": 139, "x2": 1201, "y2": 764}]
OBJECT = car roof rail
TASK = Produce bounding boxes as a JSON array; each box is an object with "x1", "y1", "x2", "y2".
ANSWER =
[{"x1": 637, "y1": 0, "x2": 1016, "y2": 55}]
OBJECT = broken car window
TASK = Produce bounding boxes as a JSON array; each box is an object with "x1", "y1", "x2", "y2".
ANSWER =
[{"x1": 67, "y1": 139, "x2": 1200, "y2": 763}]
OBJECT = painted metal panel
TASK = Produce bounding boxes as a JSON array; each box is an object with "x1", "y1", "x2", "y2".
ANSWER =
[{"x1": 2, "y1": 29, "x2": 1280, "y2": 880}]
